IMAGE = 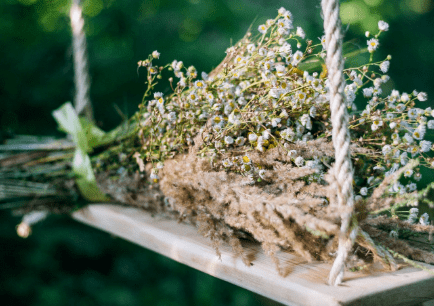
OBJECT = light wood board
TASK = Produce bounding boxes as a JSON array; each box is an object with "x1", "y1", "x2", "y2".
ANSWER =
[{"x1": 72, "y1": 204, "x2": 434, "y2": 306}]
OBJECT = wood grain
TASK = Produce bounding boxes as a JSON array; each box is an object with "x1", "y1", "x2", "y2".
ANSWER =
[{"x1": 72, "y1": 204, "x2": 434, "y2": 306}]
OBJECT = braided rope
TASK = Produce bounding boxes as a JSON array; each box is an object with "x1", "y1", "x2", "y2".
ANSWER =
[
  {"x1": 321, "y1": 0, "x2": 357, "y2": 286},
  {"x1": 70, "y1": 0, "x2": 94, "y2": 122}
]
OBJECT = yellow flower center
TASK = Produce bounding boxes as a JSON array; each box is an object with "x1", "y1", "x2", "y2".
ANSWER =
[{"x1": 242, "y1": 156, "x2": 250, "y2": 163}]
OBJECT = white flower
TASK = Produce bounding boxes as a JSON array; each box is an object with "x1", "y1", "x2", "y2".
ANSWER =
[
  {"x1": 294, "y1": 156, "x2": 304, "y2": 167},
  {"x1": 188, "y1": 91, "x2": 199, "y2": 101},
  {"x1": 262, "y1": 129, "x2": 271, "y2": 140},
  {"x1": 247, "y1": 43, "x2": 256, "y2": 53},
  {"x1": 296, "y1": 27, "x2": 305, "y2": 39},
  {"x1": 248, "y1": 133, "x2": 258, "y2": 142},
  {"x1": 282, "y1": 10, "x2": 293, "y2": 21},
  {"x1": 403, "y1": 133, "x2": 414, "y2": 145},
  {"x1": 407, "y1": 213, "x2": 418, "y2": 224},
  {"x1": 319, "y1": 35, "x2": 326, "y2": 50},
  {"x1": 420, "y1": 140, "x2": 432, "y2": 152},
  {"x1": 176, "y1": 61, "x2": 184, "y2": 70},
  {"x1": 258, "y1": 169, "x2": 266, "y2": 180},
  {"x1": 309, "y1": 106, "x2": 317, "y2": 118},
  {"x1": 279, "y1": 43, "x2": 292, "y2": 57},
  {"x1": 406, "y1": 183, "x2": 417, "y2": 192},
  {"x1": 393, "y1": 182, "x2": 405, "y2": 194},
  {"x1": 367, "y1": 38, "x2": 379, "y2": 52},
  {"x1": 395, "y1": 103, "x2": 406, "y2": 112},
  {"x1": 401, "y1": 92, "x2": 410, "y2": 103},
  {"x1": 378, "y1": 20, "x2": 389, "y2": 31},
  {"x1": 266, "y1": 19, "x2": 275, "y2": 27},
  {"x1": 389, "y1": 230, "x2": 398, "y2": 239},
  {"x1": 296, "y1": 124, "x2": 305, "y2": 135},
  {"x1": 275, "y1": 64, "x2": 286, "y2": 76},
  {"x1": 373, "y1": 165, "x2": 385, "y2": 171},
  {"x1": 360, "y1": 187, "x2": 368, "y2": 196},
  {"x1": 403, "y1": 169, "x2": 413, "y2": 178},
  {"x1": 382, "y1": 144, "x2": 392, "y2": 155},
  {"x1": 417, "y1": 92, "x2": 428, "y2": 101},
  {"x1": 278, "y1": 7, "x2": 287, "y2": 15},
  {"x1": 266, "y1": 50, "x2": 275, "y2": 59},
  {"x1": 271, "y1": 118, "x2": 281, "y2": 127},
  {"x1": 281, "y1": 128, "x2": 295, "y2": 141},
  {"x1": 194, "y1": 80, "x2": 206, "y2": 89},
  {"x1": 420, "y1": 213, "x2": 430, "y2": 226},
  {"x1": 371, "y1": 116, "x2": 383, "y2": 131},
  {"x1": 224, "y1": 136, "x2": 234, "y2": 145},
  {"x1": 292, "y1": 51, "x2": 303, "y2": 66},
  {"x1": 235, "y1": 136, "x2": 246, "y2": 146},
  {"x1": 380, "y1": 61, "x2": 390, "y2": 73},
  {"x1": 363, "y1": 87, "x2": 374, "y2": 97},
  {"x1": 212, "y1": 115, "x2": 223, "y2": 126},
  {"x1": 269, "y1": 88, "x2": 280, "y2": 98},
  {"x1": 288, "y1": 149, "x2": 297, "y2": 158},
  {"x1": 152, "y1": 50, "x2": 160, "y2": 59},
  {"x1": 222, "y1": 159, "x2": 232, "y2": 167},
  {"x1": 374, "y1": 78, "x2": 383, "y2": 88},
  {"x1": 258, "y1": 47, "x2": 267, "y2": 57},
  {"x1": 427, "y1": 120, "x2": 434, "y2": 129},
  {"x1": 410, "y1": 208, "x2": 419, "y2": 215},
  {"x1": 412, "y1": 129, "x2": 424, "y2": 140},
  {"x1": 300, "y1": 114, "x2": 311, "y2": 128},
  {"x1": 408, "y1": 108, "x2": 418, "y2": 119},
  {"x1": 258, "y1": 24, "x2": 267, "y2": 34},
  {"x1": 408, "y1": 145, "x2": 420, "y2": 158}
]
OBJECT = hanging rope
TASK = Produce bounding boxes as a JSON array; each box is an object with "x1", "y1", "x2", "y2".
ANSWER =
[
  {"x1": 321, "y1": 0, "x2": 357, "y2": 286},
  {"x1": 70, "y1": 0, "x2": 94, "y2": 122}
]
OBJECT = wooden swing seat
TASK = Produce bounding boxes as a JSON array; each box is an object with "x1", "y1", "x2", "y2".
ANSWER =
[{"x1": 73, "y1": 204, "x2": 434, "y2": 306}]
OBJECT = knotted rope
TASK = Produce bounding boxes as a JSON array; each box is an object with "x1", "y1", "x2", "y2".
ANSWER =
[
  {"x1": 70, "y1": 0, "x2": 94, "y2": 122},
  {"x1": 321, "y1": 0, "x2": 357, "y2": 286}
]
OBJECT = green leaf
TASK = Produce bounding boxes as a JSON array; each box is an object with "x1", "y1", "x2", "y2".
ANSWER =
[
  {"x1": 73, "y1": 149, "x2": 110, "y2": 202},
  {"x1": 79, "y1": 117, "x2": 106, "y2": 149},
  {"x1": 52, "y1": 102, "x2": 90, "y2": 153},
  {"x1": 52, "y1": 103, "x2": 110, "y2": 202}
]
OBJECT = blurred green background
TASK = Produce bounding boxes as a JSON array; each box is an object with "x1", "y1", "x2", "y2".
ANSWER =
[{"x1": 0, "y1": 0, "x2": 433, "y2": 305}]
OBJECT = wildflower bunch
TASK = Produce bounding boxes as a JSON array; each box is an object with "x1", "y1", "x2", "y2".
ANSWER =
[
  {"x1": 129, "y1": 9, "x2": 434, "y2": 271},
  {"x1": 136, "y1": 10, "x2": 432, "y2": 204}
]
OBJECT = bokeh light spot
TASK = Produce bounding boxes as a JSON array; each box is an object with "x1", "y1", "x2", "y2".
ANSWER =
[
  {"x1": 363, "y1": 0, "x2": 383, "y2": 6},
  {"x1": 340, "y1": 1, "x2": 368, "y2": 24}
]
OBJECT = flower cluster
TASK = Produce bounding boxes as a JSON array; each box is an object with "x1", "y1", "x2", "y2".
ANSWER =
[{"x1": 135, "y1": 9, "x2": 433, "y2": 220}]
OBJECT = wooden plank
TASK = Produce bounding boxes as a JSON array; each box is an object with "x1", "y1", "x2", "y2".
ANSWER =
[{"x1": 72, "y1": 204, "x2": 434, "y2": 306}]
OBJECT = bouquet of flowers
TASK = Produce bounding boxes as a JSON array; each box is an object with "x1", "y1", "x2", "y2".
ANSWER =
[{"x1": 4, "y1": 7, "x2": 434, "y2": 275}]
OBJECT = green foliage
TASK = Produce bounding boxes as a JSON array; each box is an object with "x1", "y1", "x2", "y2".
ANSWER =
[{"x1": 53, "y1": 102, "x2": 110, "y2": 202}]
